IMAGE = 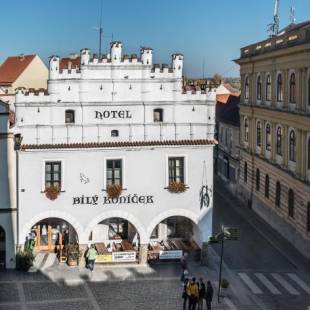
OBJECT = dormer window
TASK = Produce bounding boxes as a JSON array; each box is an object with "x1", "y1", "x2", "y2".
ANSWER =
[
  {"x1": 153, "y1": 108, "x2": 163, "y2": 122},
  {"x1": 111, "y1": 130, "x2": 119, "y2": 137},
  {"x1": 65, "y1": 110, "x2": 75, "y2": 124}
]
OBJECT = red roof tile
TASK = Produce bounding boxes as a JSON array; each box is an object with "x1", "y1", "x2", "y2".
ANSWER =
[
  {"x1": 60, "y1": 57, "x2": 81, "y2": 70},
  {"x1": 0, "y1": 55, "x2": 36, "y2": 85},
  {"x1": 21, "y1": 139, "x2": 217, "y2": 150}
]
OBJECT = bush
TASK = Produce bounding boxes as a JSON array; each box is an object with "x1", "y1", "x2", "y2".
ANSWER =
[
  {"x1": 221, "y1": 278, "x2": 229, "y2": 289},
  {"x1": 16, "y1": 251, "x2": 34, "y2": 271},
  {"x1": 66, "y1": 243, "x2": 80, "y2": 261}
]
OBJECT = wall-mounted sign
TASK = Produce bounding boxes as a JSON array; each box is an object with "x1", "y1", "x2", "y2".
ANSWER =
[
  {"x1": 72, "y1": 194, "x2": 154, "y2": 206},
  {"x1": 112, "y1": 251, "x2": 136, "y2": 262},
  {"x1": 96, "y1": 253, "x2": 112, "y2": 263},
  {"x1": 95, "y1": 110, "x2": 132, "y2": 120},
  {"x1": 199, "y1": 185, "x2": 211, "y2": 209},
  {"x1": 159, "y1": 250, "x2": 183, "y2": 260}
]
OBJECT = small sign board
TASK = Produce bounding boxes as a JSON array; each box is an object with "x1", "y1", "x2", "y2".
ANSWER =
[
  {"x1": 224, "y1": 227, "x2": 240, "y2": 241},
  {"x1": 112, "y1": 251, "x2": 136, "y2": 262},
  {"x1": 159, "y1": 250, "x2": 183, "y2": 260},
  {"x1": 96, "y1": 253, "x2": 112, "y2": 263}
]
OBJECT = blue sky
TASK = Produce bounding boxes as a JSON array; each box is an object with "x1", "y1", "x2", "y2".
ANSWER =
[{"x1": 1, "y1": 0, "x2": 309, "y2": 77}]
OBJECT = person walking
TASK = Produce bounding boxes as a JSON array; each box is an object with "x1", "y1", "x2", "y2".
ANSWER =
[
  {"x1": 205, "y1": 281, "x2": 214, "y2": 310},
  {"x1": 186, "y1": 277, "x2": 199, "y2": 310},
  {"x1": 182, "y1": 278, "x2": 189, "y2": 310},
  {"x1": 86, "y1": 244, "x2": 98, "y2": 272},
  {"x1": 198, "y1": 278, "x2": 206, "y2": 310}
]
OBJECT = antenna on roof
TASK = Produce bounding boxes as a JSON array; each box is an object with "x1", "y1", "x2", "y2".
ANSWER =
[
  {"x1": 267, "y1": 0, "x2": 280, "y2": 37},
  {"x1": 290, "y1": 6, "x2": 296, "y2": 24},
  {"x1": 98, "y1": 0, "x2": 103, "y2": 57}
]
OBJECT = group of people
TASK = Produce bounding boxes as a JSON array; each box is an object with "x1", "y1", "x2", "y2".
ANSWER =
[{"x1": 182, "y1": 277, "x2": 213, "y2": 310}]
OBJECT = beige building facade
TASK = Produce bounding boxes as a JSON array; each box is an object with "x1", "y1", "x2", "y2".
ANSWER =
[{"x1": 235, "y1": 21, "x2": 310, "y2": 259}]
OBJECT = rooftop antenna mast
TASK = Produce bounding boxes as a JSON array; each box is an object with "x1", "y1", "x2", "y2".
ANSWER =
[
  {"x1": 98, "y1": 0, "x2": 103, "y2": 57},
  {"x1": 290, "y1": 6, "x2": 296, "y2": 24},
  {"x1": 268, "y1": 0, "x2": 280, "y2": 36}
]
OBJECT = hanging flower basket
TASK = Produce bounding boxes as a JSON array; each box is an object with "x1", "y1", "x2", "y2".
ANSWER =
[
  {"x1": 45, "y1": 185, "x2": 60, "y2": 200},
  {"x1": 106, "y1": 184, "x2": 122, "y2": 198},
  {"x1": 167, "y1": 181, "x2": 187, "y2": 193}
]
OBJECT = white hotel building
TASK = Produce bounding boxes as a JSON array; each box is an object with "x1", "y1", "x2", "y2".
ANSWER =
[{"x1": 0, "y1": 42, "x2": 216, "y2": 268}]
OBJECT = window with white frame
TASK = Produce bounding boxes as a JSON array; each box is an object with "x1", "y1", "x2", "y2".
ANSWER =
[
  {"x1": 168, "y1": 157, "x2": 184, "y2": 183},
  {"x1": 244, "y1": 76, "x2": 249, "y2": 100},
  {"x1": 266, "y1": 74, "x2": 272, "y2": 101},
  {"x1": 289, "y1": 72, "x2": 296, "y2": 103},
  {"x1": 153, "y1": 108, "x2": 163, "y2": 122},
  {"x1": 244, "y1": 118, "x2": 249, "y2": 142},
  {"x1": 45, "y1": 161, "x2": 61, "y2": 190},
  {"x1": 106, "y1": 159, "x2": 122, "y2": 186},
  {"x1": 277, "y1": 73, "x2": 283, "y2": 102},
  {"x1": 289, "y1": 130, "x2": 296, "y2": 162},
  {"x1": 257, "y1": 75, "x2": 262, "y2": 100},
  {"x1": 256, "y1": 121, "x2": 262, "y2": 147},
  {"x1": 276, "y1": 126, "x2": 282, "y2": 155},
  {"x1": 65, "y1": 110, "x2": 75, "y2": 124},
  {"x1": 265, "y1": 123, "x2": 271, "y2": 151}
]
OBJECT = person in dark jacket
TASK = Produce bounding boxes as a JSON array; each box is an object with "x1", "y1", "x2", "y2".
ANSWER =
[
  {"x1": 182, "y1": 278, "x2": 189, "y2": 310},
  {"x1": 205, "y1": 281, "x2": 214, "y2": 310},
  {"x1": 198, "y1": 278, "x2": 206, "y2": 310}
]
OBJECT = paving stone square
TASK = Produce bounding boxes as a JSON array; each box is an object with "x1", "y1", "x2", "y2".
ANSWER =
[
  {"x1": 0, "y1": 283, "x2": 19, "y2": 303},
  {"x1": 23, "y1": 282, "x2": 88, "y2": 302},
  {"x1": 28, "y1": 300, "x2": 94, "y2": 310}
]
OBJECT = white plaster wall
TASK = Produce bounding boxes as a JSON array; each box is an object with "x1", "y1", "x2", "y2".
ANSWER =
[{"x1": 18, "y1": 145, "x2": 214, "y2": 245}]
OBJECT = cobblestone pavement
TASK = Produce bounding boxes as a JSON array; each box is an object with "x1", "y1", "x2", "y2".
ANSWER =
[{"x1": 0, "y1": 262, "x2": 229, "y2": 310}]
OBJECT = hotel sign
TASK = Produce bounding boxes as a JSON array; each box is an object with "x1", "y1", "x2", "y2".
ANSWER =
[
  {"x1": 95, "y1": 110, "x2": 132, "y2": 120},
  {"x1": 72, "y1": 194, "x2": 154, "y2": 206}
]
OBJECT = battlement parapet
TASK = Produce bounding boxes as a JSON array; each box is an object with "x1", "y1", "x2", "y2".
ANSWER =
[{"x1": 15, "y1": 88, "x2": 50, "y2": 103}]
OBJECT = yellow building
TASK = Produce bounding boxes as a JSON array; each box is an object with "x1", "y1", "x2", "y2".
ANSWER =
[
  {"x1": 235, "y1": 21, "x2": 310, "y2": 259},
  {"x1": 0, "y1": 54, "x2": 48, "y2": 107}
]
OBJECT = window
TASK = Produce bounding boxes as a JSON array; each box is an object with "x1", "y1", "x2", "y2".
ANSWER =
[
  {"x1": 289, "y1": 73, "x2": 296, "y2": 103},
  {"x1": 244, "y1": 76, "x2": 249, "y2": 99},
  {"x1": 288, "y1": 189, "x2": 294, "y2": 218},
  {"x1": 307, "y1": 202, "x2": 310, "y2": 232},
  {"x1": 107, "y1": 218, "x2": 128, "y2": 239},
  {"x1": 244, "y1": 162, "x2": 248, "y2": 183},
  {"x1": 153, "y1": 108, "x2": 163, "y2": 122},
  {"x1": 256, "y1": 168, "x2": 260, "y2": 191},
  {"x1": 45, "y1": 161, "x2": 61, "y2": 190},
  {"x1": 111, "y1": 130, "x2": 119, "y2": 137},
  {"x1": 168, "y1": 157, "x2": 184, "y2": 183},
  {"x1": 277, "y1": 74, "x2": 283, "y2": 102},
  {"x1": 308, "y1": 138, "x2": 310, "y2": 170},
  {"x1": 257, "y1": 75, "x2": 262, "y2": 100},
  {"x1": 265, "y1": 174, "x2": 270, "y2": 198},
  {"x1": 266, "y1": 124, "x2": 271, "y2": 151},
  {"x1": 289, "y1": 130, "x2": 296, "y2": 162},
  {"x1": 65, "y1": 110, "x2": 75, "y2": 124},
  {"x1": 106, "y1": 159, "x2": 122, "y2": 186},
  {"x1": 276, "y1": 126, "x2": 282, "y2": 155},
  {"x1": 275, "y1": 181, "x2": 281, "y2": 207},
  {"x1": 244, "y1": 118, "x2": 249, "y2": 142},
  {"x1": 256, "y1": 121, "x2": 262, "y2": 147},
  {"x1": 266, "y1": 74, "x2": 272, "y2": 101}
]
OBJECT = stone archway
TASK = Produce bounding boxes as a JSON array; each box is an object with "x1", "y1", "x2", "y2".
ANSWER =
[
  {"x1": 84, "y1": 210, "x2": 148, "y2": 244},
  {"x1": 146, "y1": 209, "x2": 199, "y2": 239},
  {"x1": 21, "y1": 210, "x2": 83, "y2": 247}
]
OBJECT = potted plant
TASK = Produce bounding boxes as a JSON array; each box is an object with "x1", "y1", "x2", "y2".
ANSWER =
[
  {"x1": 220, "y1": 278, "x2": 230, "y2": 296},
  {"x1": 106, "y1": 184, "x2": 122, "y2": 198},
  {"x1": 167, "y1": 181, "x2": 187, "y2": 193},
  {"x1": 16, "y1": 250, "x2": 34, "y2": 271},
  {"x1": 45, "y1": 185, "x2": 60, "y2": 200},
  {"x1": 66, "y1": 243, "x2": 80, "y2": 266}
]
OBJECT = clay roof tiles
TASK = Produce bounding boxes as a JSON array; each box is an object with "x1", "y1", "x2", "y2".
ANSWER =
[
  {"x1": 21, "y1": 139, "x2": 217, "y2": 150},
  {"x1": 0, "y1": 55, "x2": 36, "y2": 85}
]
